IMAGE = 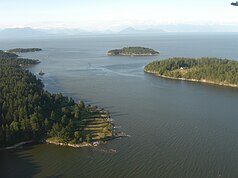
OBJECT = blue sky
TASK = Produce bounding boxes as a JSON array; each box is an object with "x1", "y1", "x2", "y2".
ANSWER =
[{"x1": 1, "y1": 0, "x2": 237, "y2": 30}]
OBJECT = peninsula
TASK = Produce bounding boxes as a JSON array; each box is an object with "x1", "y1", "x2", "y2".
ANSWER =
[
  {"x1": 108, "y1": 47, "x2": 159, "y2": 56},
  {"x1": 144, "y1": 57, "x2": 238, "y2": 88},
  {"x1": 0, "y1": 50, "x2": 40, "y2": 66},
  {"x1": 7, "y1": 48, "x2": 42, "y2": 53},
  {"x1": 0, "y1": 49, "x2": 122, "y2": 149}
]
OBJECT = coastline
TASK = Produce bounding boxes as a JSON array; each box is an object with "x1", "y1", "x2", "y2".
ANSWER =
[
  {"x1": 1, "y1": 49, "x2": 129, "y2": 151},
  {"x1": 45, "y1": 130, "x2": 130, "y2": 148},
  {"x1": 144, "y1": 70, "x2": 238, "y2": 88},
  {"x1": 107, "y1": 53, "x2": 158, "y2": 56},
  {"x1": 45, "y1": 139, "x2": 96, "y2": 148},
  {"x1": 0, "y1": 140, "x2": 99, "y2": 150}
]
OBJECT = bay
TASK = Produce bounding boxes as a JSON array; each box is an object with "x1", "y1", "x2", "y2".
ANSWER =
[{"x1": 1, "y1": 33, "x2": 238, "y2": 178}]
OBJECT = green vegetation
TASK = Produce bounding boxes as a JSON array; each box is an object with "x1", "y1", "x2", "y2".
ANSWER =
[
  {"x1": 108, "y1": 47, "x2": 159, "y2": 56},
  {"x1": 0, "y1": 50, "x2": 40, "y2": 66},
  {"x1": 0, "y1": 50, "x2": 112, "y2": 148},
  {"x1": 144, "y1": 57, "x2": 238, "y2": 87},
  {"x1": 7, "y1": 48, "x2": 42, "y2": 53},
  {"x1": 0, "y1": 50, "x2": 18, "y2": 59}
]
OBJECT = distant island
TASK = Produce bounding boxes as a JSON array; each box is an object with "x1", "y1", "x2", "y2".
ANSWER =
[
  {"x1": 7, "y1": 48, "x2": 42, "y2": 53},
  {"x1": 144, "y1": 57, "x2": 238, "y2": 88},
  {"x1": 0, "y1": 49, "x2": 126, "y2": 149},
  {"x1": 108, "y1": 47, "x2": 159, "y2": 56}
]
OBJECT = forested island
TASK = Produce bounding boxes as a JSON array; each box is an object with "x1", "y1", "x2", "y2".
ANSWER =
[
  {"x1": 0, "y1": 50, "x2": 121, "y2": 149},
  {"x1": 108, "y1": 47, "x2": 159, "y2": 56},
  {"x1": 7, "y1": 48, "x2": 42, "y2": 53},
  {"x1": 144, "y1": 57, "x2": 238, "y2": 87}
]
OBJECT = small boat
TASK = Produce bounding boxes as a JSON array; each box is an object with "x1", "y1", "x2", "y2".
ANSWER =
[{"x1": 38, "y1": 70, "x2": 45, "y2": 76}]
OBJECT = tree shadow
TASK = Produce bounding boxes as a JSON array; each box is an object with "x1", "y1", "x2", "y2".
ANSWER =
[{"x1": 0, "y1": 145, "x2": 41, "y2": 178}]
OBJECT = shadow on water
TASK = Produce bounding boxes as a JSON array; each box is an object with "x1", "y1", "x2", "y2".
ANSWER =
[
  {"x1": 110, "y1": 111, "x2": 128, "y2": 117},
  {"x1": 45, "y1": 175, "x2": 64, "y2": 178},
  {"x1": 0, "y1": 145, "x2": 41, "y2": 178}
]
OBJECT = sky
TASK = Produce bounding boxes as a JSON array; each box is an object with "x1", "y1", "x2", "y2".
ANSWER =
[{"x1": 1, "y1": 0, "x2": 238, "y2": 31}]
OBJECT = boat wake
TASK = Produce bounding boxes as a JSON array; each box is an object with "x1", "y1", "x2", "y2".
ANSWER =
[{"x1": 92, "y1": 147, "x2": 117, "y2": 154}]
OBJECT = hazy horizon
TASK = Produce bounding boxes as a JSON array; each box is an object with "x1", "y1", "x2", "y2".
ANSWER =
[
  {"x1": 1, "y1": 0, "x2": 238, "y2": 31},
  {"x1": 2, "y1": 24, "x2": 238, "y2": 35}
]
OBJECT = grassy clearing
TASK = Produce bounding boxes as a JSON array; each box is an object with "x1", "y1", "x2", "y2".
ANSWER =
[{"x1": 72, "y1": 107, "x2": 113, "y2": 142}]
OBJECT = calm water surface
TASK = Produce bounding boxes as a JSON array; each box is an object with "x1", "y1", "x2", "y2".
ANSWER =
[{"x1": 1, "y1": 33, "x2": 238, "y2": 178}]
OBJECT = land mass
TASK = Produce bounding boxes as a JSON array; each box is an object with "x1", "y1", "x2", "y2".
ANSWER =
[
  {"x1": 7, "y1": 48, "x2": 42, "y2": 53},
  {"x1": 108, "y1": 47, "x2": 159, "y2": 56},
  {"x1": 144, "y1": 57, "x2": 238, "y2": 88},
  {"x1": 0, "y1": 50, "x2": 124, "y2": 149},
  {"x1": 0, "y1": 50, "x2": 40, "y2": 66}
]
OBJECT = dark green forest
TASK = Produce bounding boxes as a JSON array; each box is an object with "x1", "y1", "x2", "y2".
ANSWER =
[
  {"x1": 0, "y1": 50, "x2": 40, "y2": 66},
  {"x1": 108, "y1": 47, "x2": 159, "y2": 56},
  {"x1": 0, "y1": 52, "x2": 112, "y2": 148},
  {"x1": 7, "y1": 48, "x2": 42, "y2": 53},
  {"x1": 144, "y1": 57, "x2": 238, "y2": 85}
]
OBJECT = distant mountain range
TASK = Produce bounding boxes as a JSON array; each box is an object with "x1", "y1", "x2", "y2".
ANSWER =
[
  {"x1": 0, "y1": 27, "x2": 166, "y2": 38},
  {"x1": 41, "y1": 28, "x2": 87, "y2": 35},
  {"x1": 1, "y1": 25, "x2": 238, "y2": 39},
  {"x1": 0, "y1": 27, "x2": 48, "y2": 38}
]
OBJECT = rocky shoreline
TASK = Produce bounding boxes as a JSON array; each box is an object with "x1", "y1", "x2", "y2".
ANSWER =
[
  {"x1": 144, "y1": 70, "x2": 238, "y2": 88},
  {"x1": 45, "y1": 129, "x2": 130, "y2": 149},
  {"x1": 45, "y1": 139, "x2": 96, "y2": 148}
]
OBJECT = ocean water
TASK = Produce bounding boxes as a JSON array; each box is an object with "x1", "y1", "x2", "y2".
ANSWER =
[{"x1": 1, "y1": 33, "x2": 238, "y2": 178}]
